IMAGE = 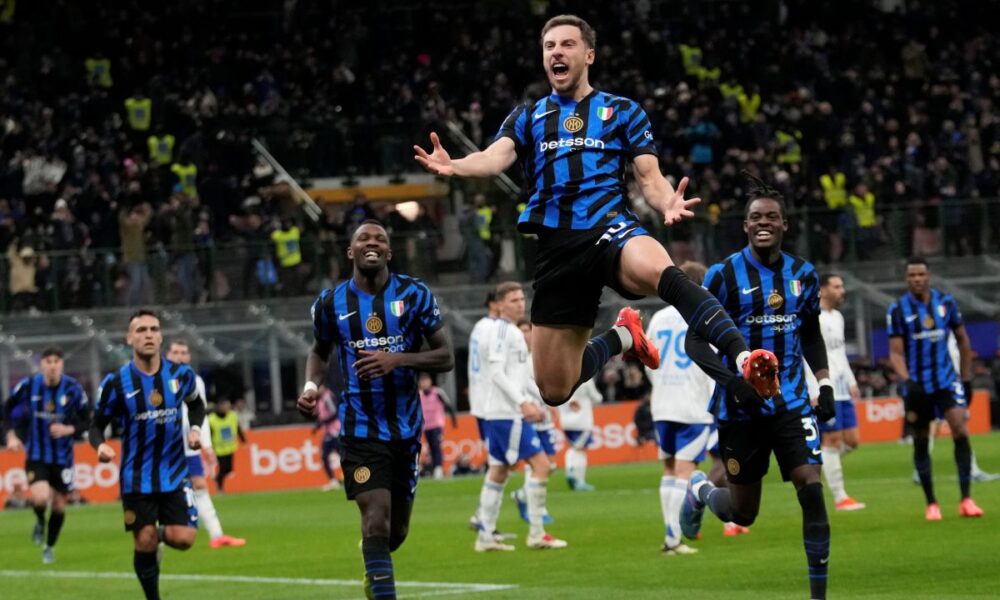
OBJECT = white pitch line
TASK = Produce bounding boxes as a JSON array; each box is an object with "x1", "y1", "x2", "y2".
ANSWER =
[{"x1": 0, "y1": 570, "x2": 517, "y2": 597}]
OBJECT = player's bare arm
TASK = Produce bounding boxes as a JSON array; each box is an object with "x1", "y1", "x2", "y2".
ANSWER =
[
  {"x1": 953, "y1": 324, "x2": 973, "y2": 381},
  {"x1": 297, "y1": 340, "x2": 331, "y2": 417},
  {"x1": 631, "y1": 155, "x2": 700, "y2": 226},
  {"x1": 414, "y1": 133, "x2": 517, "y2": 178},
  {"x1": 354, "y1": 327, "x2": 455, "y2": 379},
  {"x1": 6, "y1": 429, "x2": 23, "y2": 451},
  {"x1": 888, "y1": 336, "x2": 910, "y2": 381}
]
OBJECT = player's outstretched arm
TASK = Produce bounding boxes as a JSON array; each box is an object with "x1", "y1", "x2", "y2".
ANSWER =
[
  {"x1": 801, "y1": 312, "x2": 835, "y2": 421},
  {"x1": 632, "y1": 155, "x2": 700, "y2": 226},
  {"x1": 414, "y1": 133, "x2": 517, "y2": 178}
]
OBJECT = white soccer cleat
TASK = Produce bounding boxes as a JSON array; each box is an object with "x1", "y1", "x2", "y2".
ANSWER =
[
  {"x1": 662, "y1": 542, "x2": 698, "y2": 556},
  {"x1": 474, "y1": 538, "x2": 515, "y2": 552},
  {"x1": 526, "y1": 533, "x2": 568, "y2": 549}
]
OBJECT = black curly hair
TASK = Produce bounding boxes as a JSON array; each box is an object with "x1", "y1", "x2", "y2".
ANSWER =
[{"x1": 742, "y1": 170, "x2": 787, "y2": 219}]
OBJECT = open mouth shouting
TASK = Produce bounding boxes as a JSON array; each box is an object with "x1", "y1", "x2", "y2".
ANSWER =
[{"x1": 550, "y1": 61, "x2": 570, "y2": 83}]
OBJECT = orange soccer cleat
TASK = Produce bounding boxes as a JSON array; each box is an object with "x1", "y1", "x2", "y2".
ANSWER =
[
  {"x1": 835, "y1": 497, "x2": 867, "y2": 512},
  {"x1": 723, "y1": 523, "x2": 751, "y2": 536},
  {"x1": 959, "y1": 498, "x2": 984, "y2": 518},
  {"x1": 742, "y1": 349, "x2": 781, "y2": 398},
  {"x1": 617, "y1": 307, "x2": 660, "y2": 370},
  {"x1": 925, "y1": 503, "x2": 942, "y2": 521},
  {"x1": 209, "y1": 535, "x2": 247, "y2": 548}
]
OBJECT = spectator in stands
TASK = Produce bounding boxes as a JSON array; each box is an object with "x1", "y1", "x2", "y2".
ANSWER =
[
  {"x1": 118, "y1": 200, "x2": 153, "y2": 306},
  {"x1": 342, "y1": 194, "x2": 375, "y2": 237},
  {"x1": 7, "y1": 243, "x2": 40, "y2": 312},
  {"x1": 270, "y1": 216, "x2": 303, "y2": 296},
  {"x1": 161, "y1": 189, "x2": 201, "y2": 304}
]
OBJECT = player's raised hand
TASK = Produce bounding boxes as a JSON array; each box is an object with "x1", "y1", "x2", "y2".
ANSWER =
[
  {"x1": 413, "y1": 132, "x2": 455, "y2": 177},
  {"x1": 297, "y1": 387, "x2": 319, "y2": 418},
  {"x1": 97, "y1": 442, "x2": 116, "y2": 463},
  {"x1": 5, "y1": 431, "x2": 24, "y2": 452},
  {"x1": 354, "y1": 350, "x2": 403, "y2": 380},
  {"x1": 661, "y1": 176, "x2": 701, "y2": 226}
]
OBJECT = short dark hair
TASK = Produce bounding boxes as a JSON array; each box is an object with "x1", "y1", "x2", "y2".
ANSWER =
[
  {"x1": 484, "y1": 290, "x2": 497, "y2": 308},
  {"x1": 351, "y1": 219, "x2": 388, "y2": 241},
  {"x1": 41, "y1": 347, "x2": 63, "y2": 359},
  {"x1": 906, "y1": 256, "x2": 929, "y2": 269},
  {"x1": 128, "y1": 308, "x2": 159, "y2": 327},
  {"x1": 820, "y1": 273, "x2": 842, "y2": 287},
  {"x1": 495, "y1": 281, "x2": 523, "y2": 301},
  {"x1": 541, "y1": 14, "x2": 596, "y2": 49},
  {"x1": 742, "y1": 171, "x2": 787, "y2": 219}
]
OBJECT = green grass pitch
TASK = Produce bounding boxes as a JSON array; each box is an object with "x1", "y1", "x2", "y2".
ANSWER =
[{"x1": 2, "y1": 433, "x2": 998, "y2": 599}]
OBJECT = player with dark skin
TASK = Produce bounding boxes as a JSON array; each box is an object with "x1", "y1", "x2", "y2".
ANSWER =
[
  {"x1": 723, "y1": 197, "x2": 830, "y2": 522},
  {"x1": 296, "y1": 222, "x2": 454, "y2": 562}
]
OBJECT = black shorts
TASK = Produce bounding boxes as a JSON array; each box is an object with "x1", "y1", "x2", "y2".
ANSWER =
[
  {"x1": 906, "y1": 387, "x2": 964, "y2": 426},
  {"x1": 532, "y1": 221, "x2": 650, "y2": 327},
  {"x1": 718, "y1": 408, "x2": 822, "y2": 484},
  {"x1": 122, "y1": 481, "x2": 198, "y2": 532},
  {"x1": 25, "y1": 461, "x2": 74, "y2": 493},
  {"x1": 340, "y1": 436, "x2": 421, "y2": 502}
]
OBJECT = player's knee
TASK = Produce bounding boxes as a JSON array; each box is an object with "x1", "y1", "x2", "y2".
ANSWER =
[
  {"x1": 172, "y1": 531, "x2": 197, "y2": 551},
  {"x1": 537, "y1": 381, "x2": 572, "y2": 407},
  {"x1": 362, "y1": 511, "x2": 391, "y2": 537},
  {"x1": 731, "y1": 511, "x2": 757, "y2": 527}
]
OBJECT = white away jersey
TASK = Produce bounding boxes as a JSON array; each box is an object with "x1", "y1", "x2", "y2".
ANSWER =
[
  {"x1": 645, "y1": 306, "x2": 715, "y2": 424},
  {"x1": 483, "y1": 318, "x2": 531, "y2": 419},
  {"x1": 558, "y1": 378, "x2": 601, "y2": 431},
  {"x1": 819, "y1": 308, "x2": 857, "y2": 400},
  {"x1": 467, "y1": 316, "x2": 494, "y2": 418},
  {"x1": 182, "y1": 375, "x2": 212, "y2": 456}
]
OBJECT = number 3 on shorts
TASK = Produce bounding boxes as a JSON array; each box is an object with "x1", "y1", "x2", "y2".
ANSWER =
[{"x1": 801, "y1": 417, "x2": 818, "y2": 442}]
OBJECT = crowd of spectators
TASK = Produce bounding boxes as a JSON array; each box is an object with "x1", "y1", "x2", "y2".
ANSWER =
[{"x1": 2, "y1": 1, "x2": 1000, "y2": 312}]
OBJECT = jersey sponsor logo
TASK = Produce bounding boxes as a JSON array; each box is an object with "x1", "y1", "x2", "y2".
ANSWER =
[
  {"x1": 365, "y1": 314, "x2": 384, "y2": 334},
  {"x1": 354, "y1": 465, "x2": 371, "y2": 484},
  {"x1": 389, "y1": 301, "x2": 406, "y2": 317},
  {"x1": 533, "y1": 109, "x2": 557, "y2": 121},
  {"x1": 133, "y1": 407, "x2": 179, "y2": 424},
  {"x1": 741, "y1": 286, "x2": 759, "y2": 295},
  {"x1": 339, "y1": 311, "x2": 357, "y2": 321},
  {"x1": 910, "y1": 329, "x2": 944, "y2": 341},
  {"x1": 596, "y1": 106, "x2": 614, "y2": 120},
  {"x1": 745, "y1": 314, "x2": 797, "y2": 324},
  {"x1": 538, "y1": 137, "x2": 606, "y2": 152},
  {"x1": 726, "y1": 458, "x2": 740, "y2": 475},
  {"x1": 346, "y1": 334, "x2": 405, "y2": 350},
  {"x1": 563, "y1": 115, "x2": 584, "y2": 132},
  {"x1": 789, "y1": 280, "x2": 802, "y2": 296},
  {"x1": 767, "y1": 290, "x2": 784, "y2": 310},
  {"x1": 148, "y1": 389, "x2": 164, "y2": 408}
]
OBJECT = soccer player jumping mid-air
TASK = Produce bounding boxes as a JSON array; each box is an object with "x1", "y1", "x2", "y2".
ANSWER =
[
  {"x1": 681, "y1": 174, "x2": 836, "y2": 600},
  {"x1": 414, "y1": 14, "x2": 776, "y2": 408}
]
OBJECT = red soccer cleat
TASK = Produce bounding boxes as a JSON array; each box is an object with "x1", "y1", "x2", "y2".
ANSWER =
[
  {"x1": 925, "y1": 503, "x2": 942, "y2": 521},
  {"x1": 617, "y1": 307, "x2": 660, "y2": 370},
  {"x1": 742, "y1": 349, "x2": 780, "y2": 398},
  {"x1": 835, "y1": 497, "x2": 867, "y2": 512},
  {"x1": 209, "y1": 535, "x2": 247, "y2": 548},
  {"x1": 959, "y1": 498, "x2": 984, "y2": 518},
  {"x1": 723, "y1": 523, "x2": 751, "y2": 536}
]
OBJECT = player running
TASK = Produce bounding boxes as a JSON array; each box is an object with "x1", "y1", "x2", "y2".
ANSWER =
[
  {"x1": 886, "y1": 257, "x2": 984, "y2": 520},
  {"x1": 814, "y1": 274, "x2": 865, "y2": 511},
  {"x1": 89, "y1": 310, "x2": 205, "y2": 600},
  {"x1": 297, "y1": 220, "x2": 454, "y2": 600},
  {"x1": 558, "y1": 376, "x2": 601, "y2": 492},
  {"x1": 165, "y1": 340, "x2": 246, "y2": 547},
  {"x1": 414, "y1": 14, "x2": 775, "y2": 410},
  {"x1": 644, "y1": 261, "x2": 714, "y2": 555},
  {"x1": 473, "y1": 282, "x2": 566, "y2": 551},
  {"x1": 681, "y1": 175, "x2": 836, "y2": 600},
  {"x1": 3, "y1": 347, "x2": 89, "y2": 564}
]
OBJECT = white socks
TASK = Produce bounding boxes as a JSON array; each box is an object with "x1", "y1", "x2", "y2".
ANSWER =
[
  {"x1": 660, "y1": 476, "x2": 687, "y2": 547},
  {"x1": 477, "y1": 479, "x2": 506, "y2": 542},
  {"x1": 822, "y1": 447, "x2": 847, "y2": 502},
  {"x1": 526, "y1": 478, "x2": 549, "y2": 538},
  {"x1": 194, "y1": 488, "x2": 223, "y2": 540},
  {"x1": 566, "y1": 449, "x2": 588, "y2": 486}
]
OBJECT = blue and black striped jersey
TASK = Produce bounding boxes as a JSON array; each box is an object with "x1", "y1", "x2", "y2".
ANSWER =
[
  {"x1": 886, "y1": 289, "x2": 963, "y2": 393},
  {"x1": 312, "y1": 274, "x2": 444, "y2": 441},
  {"x1": 704, "y1": 247, "x2": 821, "y2": 420},
  {"x1": 496, "y1": 90, "x2": 657, "y2": 232},
  {"x1": 6, "y1": 374, "x2": 88, "y2": 466},
  {"x1": 96, "y1": 359, "x2": 197, "y2": 495}
]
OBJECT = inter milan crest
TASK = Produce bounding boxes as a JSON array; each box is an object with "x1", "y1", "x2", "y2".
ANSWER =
[
  {"x1": 563, "y1": 114, "x2": 584, "y2": 133},
  {"x1": 365, "y1": 314, "x2": 384, "y2": 334},
  {"x1": 354, "y1": 466, "x2": 372, "y2": 484},
  {"x1": 923, "y1": 315, "x2": 935, "y2": 329},
  {"x1": 45, "y1": 400, "x2": 55, "y2": 412},
  {"x1": 768, "y1": 290, "x2": 784, "y2": 310},
  {"x1": 727, "y1": 458, "x2": 741, "y2": 476},
  {"x1": 148, "y1": 389, "x2": 163, "y2": 407}
]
